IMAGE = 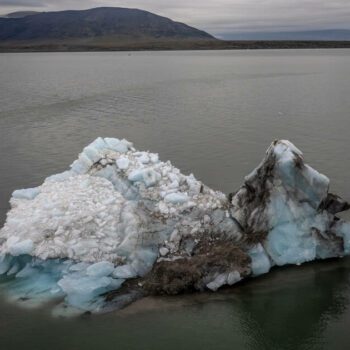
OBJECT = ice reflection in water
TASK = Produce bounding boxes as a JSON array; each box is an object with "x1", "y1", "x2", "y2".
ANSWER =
[{"x1": 0, "y1": 258, "x2": 348, "y2": 350}]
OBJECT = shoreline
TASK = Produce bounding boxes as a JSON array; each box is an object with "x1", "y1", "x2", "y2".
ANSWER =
[{"x1": 1, "y1": 40, "x2": 350, "y2": 53}]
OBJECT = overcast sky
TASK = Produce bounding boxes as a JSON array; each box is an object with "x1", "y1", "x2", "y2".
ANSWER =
[{"x1": 1, "y1": 0, "x2": 350, "y2": 37}]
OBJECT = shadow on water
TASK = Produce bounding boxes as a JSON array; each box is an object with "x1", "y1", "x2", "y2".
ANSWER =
[{"x1": 230, "y1": 258, "x2": 350, "y2": 350}]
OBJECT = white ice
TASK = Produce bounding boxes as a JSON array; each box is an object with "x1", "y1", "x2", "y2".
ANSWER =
[
  {"x1": 0, "y1": 137, "x2": 228, "y2": 312},
  {"x1": 0, "y1": 138, "x2": 349, "y2": 313}
]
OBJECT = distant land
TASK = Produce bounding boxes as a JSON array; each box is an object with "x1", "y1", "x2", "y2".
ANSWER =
[
  {"x1": 0, "y1": 7, "x2": 349, "y2": 52},
  {"x1": 221, "y1": 29, "x2": 350, "y2": 41}
]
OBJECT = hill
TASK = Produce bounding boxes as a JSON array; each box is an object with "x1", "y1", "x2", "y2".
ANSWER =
[
  {"x1": 1, "y1": 11, "x2": 40, "y2": 19},
  {"x1": 0, "y1": 7, "x2": 349, "y2": 51},
  {"x1": 0, "y1": 7, "x2": 215, "y2": 42}
]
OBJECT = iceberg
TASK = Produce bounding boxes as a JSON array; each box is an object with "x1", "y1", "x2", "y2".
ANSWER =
[{"x1": 0, "y1": 138, "x2": 349, "y2": 314}]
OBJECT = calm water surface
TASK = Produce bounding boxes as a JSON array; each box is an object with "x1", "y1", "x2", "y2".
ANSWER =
[{"x1": 0, "y1": 49, "x2": 350, "y2": 350}]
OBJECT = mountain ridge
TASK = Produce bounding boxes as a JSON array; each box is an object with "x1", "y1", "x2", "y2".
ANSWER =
[
  {"x1": 0, "y1": 7, "x2": 349, "y2": 51},
  {"x1": 0, "y1": 7, "x2": 215, "y2": 41},
  {"x1": 1, "y1": 11, "x2": 41, "y2": 18}
]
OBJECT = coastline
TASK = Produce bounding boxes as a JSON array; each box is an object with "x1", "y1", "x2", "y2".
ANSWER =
[{"x1": 1, "y1": 39, "x2": 350, "y2": 53}]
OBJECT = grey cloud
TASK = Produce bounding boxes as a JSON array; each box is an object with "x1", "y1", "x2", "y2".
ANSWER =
[{"x1": 0, "y1": 0, "x2": 44, "y2": 7}]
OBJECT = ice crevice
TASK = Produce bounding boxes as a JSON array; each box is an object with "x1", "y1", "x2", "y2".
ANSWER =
[{"x1": 0, "y1": 138, "x2": 349, "y2": 315}]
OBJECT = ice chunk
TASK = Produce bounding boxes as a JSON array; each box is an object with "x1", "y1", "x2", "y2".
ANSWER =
[
  {"x1": 265, "y1": 223, "x2": 316, "y2": 266},
  {"x1": 69, "y1": 262, "x2": 90, "y2": 272},
  {"x1": 70, "y1": 138, "x2": 109, "y2": 173},
  {"x1": 128, "y1": 168, "x2": 161, "y2": 187},
  {"x1": 45, "y1": 170, "x2": 75, "y2": 183},
  {"x1": 16, "y1": 263, "x2": 37, "y2": 278},
  {"x1": 0, "y1": 175, "x2": 128, "y2": 262},
  {"x1": 86, "y1": 262, "x2": 115, "y2": 277},
  {"x1": 82, "y1": 146, "x2": 101, "y2": 163},
  {"x1": 207, "y1": 273, "x2": 227, "y2": 291},
  {"x1": 58, "y1": 275, "x2": 113, "y2": 309},
  {"x1": 8, "y1": 239, "x2": 34, "y2": 256},
  {"x1": 12, "y1": 188, "x2": 40, "y2": 200},
  {"x1": 7, "y1": 262, "x2": 20, "y2": 275},
  {"x1": 104, "y1": 138, "x2": 129, "y2": 153},
  {"x1": 159, "y1": 247, "x2": 169, "y2": 256},
  {"x1": 227, "y1": 271, "x2": 241, "y2": 285},
  {"x1": 248, "y1": 244, "x2": 271, "y2": 276},
  {"x1": 70, "y1": 160, "x2": 88, "y2": 174},
  {"x1": 186, "y1": 175, "x2": 201, "y2": 195},
  {"x1": 0, "y1": 255, "x2": 12, "y2": 274},
  {"x1": 1, "y1": 137, "x2": 349, "y2": 314},
  {"x1": 130, "y1": 249, "x2": 158, "y2": 276},
  {"x1": 150, "y1": 153, "x2": 159, "y2": 163},
  {"x1": 164, "y1": 192, "x2": 189, "y2": 204},
  {"x1": 136, "y1": 152, "x2": 150, "y2": 164},
  {"x1": 332, "y1": 221, "x2": 350, "y2": 254},
  {"x1": 89, "y1": 137, "x2": 108, "y2": 151},
  {"x1": 116, "y1": 156, "x2": 130, "y2": 170},
  {"x1": 112, "y1": 264, "x2": 137, "y2": 279}
]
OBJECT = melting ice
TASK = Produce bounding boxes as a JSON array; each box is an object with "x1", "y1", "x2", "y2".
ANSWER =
[{"x1": 0, "y1": 138, "x2": 349, "y2": 314}]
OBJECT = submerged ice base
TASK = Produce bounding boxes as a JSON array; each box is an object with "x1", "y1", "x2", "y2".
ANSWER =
[{"x1": 1, "y1": 138, "x2": 349, "y2": 314}]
